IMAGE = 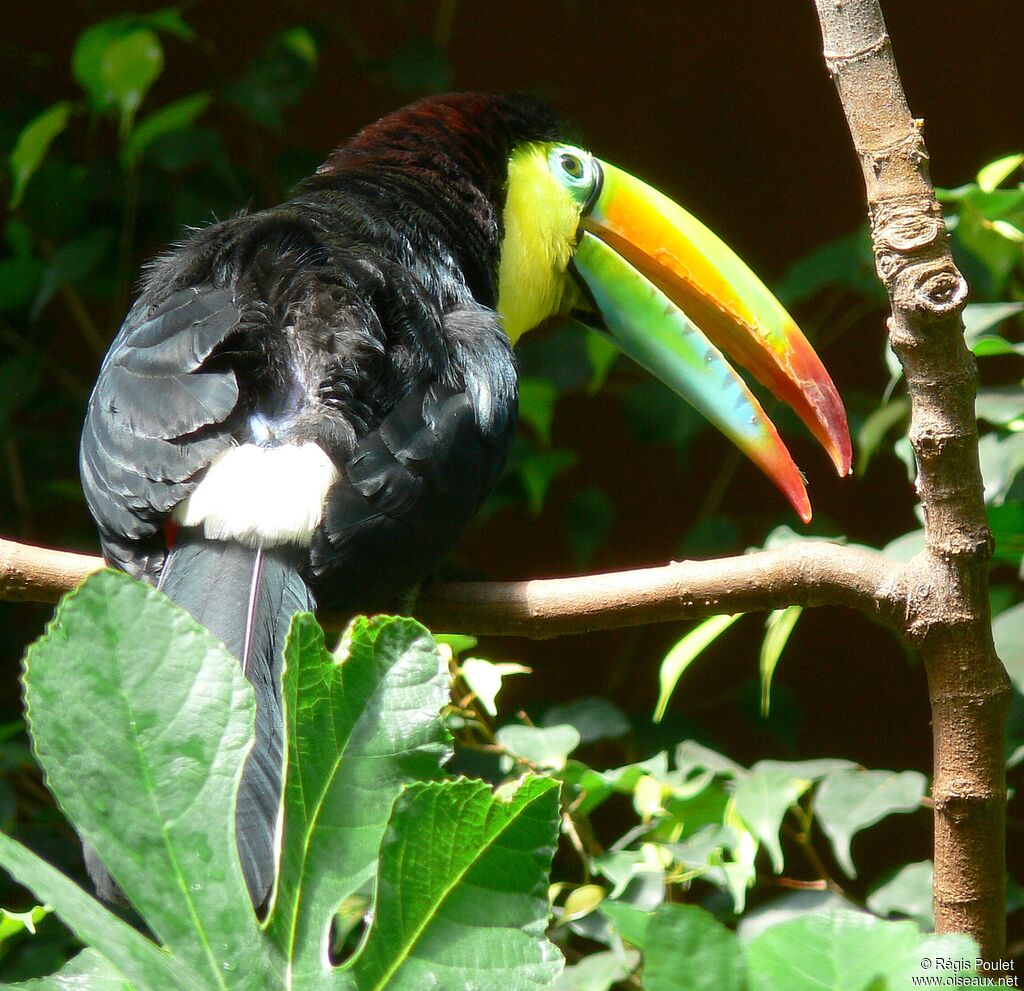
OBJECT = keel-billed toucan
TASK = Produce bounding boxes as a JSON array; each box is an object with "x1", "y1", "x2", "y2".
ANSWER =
[{"x1": 80, "y1": 93, "x2": 850, "y2": 905}]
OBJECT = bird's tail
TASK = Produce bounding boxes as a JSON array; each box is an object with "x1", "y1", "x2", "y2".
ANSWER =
[{"x1": 158, "y1": 529, "x2": 315, "y2": 906}]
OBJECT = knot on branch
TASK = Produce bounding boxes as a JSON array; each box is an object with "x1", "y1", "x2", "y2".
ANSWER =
[
  {"x1": 883, "y1": 260, "x2": 967, "y2": 318},
  {"x1": 871, "y1": 198, "x2": 968, "y2": 318},
  {"x1": 873, "y1": 198, "x2": 944, "y2": 253}
]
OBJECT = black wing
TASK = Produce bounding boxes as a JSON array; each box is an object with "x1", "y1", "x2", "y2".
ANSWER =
[
  {"x1": 80, "y1": 287, "x2": 242, "y2": 578},
  {"x1": 307, "y1": 306, "x2": 517, "y2": 613}
]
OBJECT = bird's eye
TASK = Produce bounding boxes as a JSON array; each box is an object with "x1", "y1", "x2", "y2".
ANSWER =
[
  {"x1": 560, "y1": 154, "x2": 584, "y2": 180},
  {"x1": 548, "y1": 145, "x2": 598, "y2": 207}
]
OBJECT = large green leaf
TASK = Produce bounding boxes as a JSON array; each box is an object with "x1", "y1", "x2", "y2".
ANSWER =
[
  {"x1": 745, "y1": 910, "x2": 978, "y2": 991},
  {"x1": 814, "y1": 769, "x2": 927, "y2": 878},
  {"x1": 266, "y1": 614, "x2": 452, "y2": 982},
  {"x1": 10, "y1": 576, "x2": 563, "y2": 991},
  {"x1": 641, "y1": 904, "x2": 745, "y2": 991},
  {"x1": 0, "y1": 832, "x2": 181, "y2": 990},
  {"x1": 22, "y1": 569, "x2": 267, "y2": 990},
  {"x1": 348, "y1": 777, "x2": 562, "y2": 991}
]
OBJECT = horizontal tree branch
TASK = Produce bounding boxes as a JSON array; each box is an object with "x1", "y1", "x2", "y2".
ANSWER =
[{"x1": 0, "y1": 535, "x2": 904, "y2": 637}]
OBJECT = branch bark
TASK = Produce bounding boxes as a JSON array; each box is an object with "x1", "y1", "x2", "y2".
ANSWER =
[
  {"x1": 0, "y1": 0, "x2": 1008, "y2": 963},
  {"x1": 0, "y1": 535, "x2": 902, "y2": 634},
  {"x1": 814, "y1": 0, "x2": 1008, "y2": 960}
]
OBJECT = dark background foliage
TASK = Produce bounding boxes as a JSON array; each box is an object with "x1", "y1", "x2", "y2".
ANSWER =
[{"x1": 1, "y1": 0, "x2": 1022, "y2": 980}]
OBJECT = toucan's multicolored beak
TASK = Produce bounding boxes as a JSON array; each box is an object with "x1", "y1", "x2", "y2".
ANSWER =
[{"x1": 571, "y1": 159, "x2": 852, "y2": 523}]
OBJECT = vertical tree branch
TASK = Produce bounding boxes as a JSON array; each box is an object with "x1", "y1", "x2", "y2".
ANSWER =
[{"x1": 814, "y1": 0, "x2": 1009, "y2": 959}]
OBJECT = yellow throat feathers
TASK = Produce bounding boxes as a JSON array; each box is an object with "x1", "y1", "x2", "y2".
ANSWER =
[{"x1": 496, "y1": 144, "x2": 583, "y2": 343}]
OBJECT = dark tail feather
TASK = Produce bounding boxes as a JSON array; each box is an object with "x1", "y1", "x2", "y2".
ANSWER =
[{"x1": 155, "y1": 530, "x2": 315, "y2": 906}]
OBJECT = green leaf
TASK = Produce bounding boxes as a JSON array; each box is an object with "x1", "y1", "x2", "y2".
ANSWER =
[
  {"x1": 867, "y1": 860, "x2": 934, "y2": 931},
  {"x1": 814, "y1": 769, "x2": 927, "y2": 878},
  {"x1": 121, "y1": 92, "x2": 212, "y2": 165},
  {"x1": 882, "y1": 528, "x2": 925, "y2": 562},
  {"x1": 623, "y1": 380, "x2": 707, "y2": 451},
  {"x1": 675, "y1": 741, "x2": 745, "y2": 779},
  {"x1": 432, "y1": 632, "x2": 477, "y2": 657},
  {"x1": 565, "y1": 487, "x2": 614, "y2": 567},
  {"x1": 733, "y1": 768, "x2": 811, "y2": 873},
  {"x1": 73, "y1": 22, "x2": 164, "y2": 133},
  {"x1": 0, "y1": 830, "x2": 184, "y2": 990},
  {"x1": 642, "y1": 903, "x2": 745, "y2": 991},
  {"x1": 775, "y1": 226, "x2": 883, "y2": 306},
  {"x1": 550, "y1": 949, "x2": 638, "y2": 991},
  {"x1": 995, "y1": 602, "x2": 1024, "y2": 693},
  {"x1": 224, "y1": 27, "x2": 320, "y2": 128},
  {"x1": 0, "y1": 948, "x2": 135, "y2": 990},
  {"x1": 951, "y1": 191, "x2": 1024, "y2": 297},
  {"x1": 517, "y1": 376, "x2": 559, "y2": 445},
  {"x1": 600, "y1": 899, "x2": 651, "y2": 948},
  {"x1": 32, "y1": 228, "x2": 114, "y2": 318},
  {"x1": 266, "y1": 613, "x2": 452, "y2": 979},
  {"x1": 584, "y1": 329, "x2": 620, "y2": 393},
  {"x1": 759, "y1": 606, "x2": 802, "y2": 717},
  {"x1": 0, "y1": 255, "x2": 45, "y2": 314},
  {"x1": 497, "y1": 724, "x2": 581, "y2": 770},
  {"x1": 977, "y1": 153, "x2": 1024, "y2": 192},
  {"x1": 542, "y1": 698, "x2": 630, "y2": 744},
  {"x1": 963, "y1": 301, "x2": 1024, "y2": 349},
  {"x1": 980, "y1": 431, "x2": 1024, "y2": 505},
  {"x1": 752, "y1": 758, "x2": 857, "y2": 781},
  {"x1": 561, "y1": 753, "x2": 670, "y2": 816},
  {"x1": 745, "y1": 910, "x2": 978, "y2": 991},
  {"x1": 8, "y1": 103, "x2": 72, "y2": 209},
  {"x1": 460, "y1": 658, "x2": 531, "y2": 717},
  {"x1": 856, "y1": 397, "x2": 909, "y2": 476},
  {"x1": 654, "y1": 615, "x2": 742, "y2": 722},
  {"x1": 349, "y1": 777, "x2": 562, "y2": 990},
  {"x1": 509, "y1": 438, "x2": 577, "y2": 515},
  {"x1": 23, "y1": 568, "x2": 267, "y2": 988},
  {"x1": 278, "y1": 26, "x2": 318, "y2": 67},
  {"x1": 988, "y1": 503, "x2": 1024, "y2": 566},
  {"x1": 0, "y1": 904, "x2": 49, "y2": 945},
  {"x1": 976, "y1": 385, "x2": 1024, "y2": 427}
]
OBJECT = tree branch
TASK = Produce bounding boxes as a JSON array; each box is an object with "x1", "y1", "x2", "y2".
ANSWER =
[
  {"x1": 0, "y1": 535, "x2": 902, "y2": 635},
  {"x1": 415, "y1": 543, "x2": 902, "y2": 636},
  {"x1": 814, "y1": 0, "x2": 1009, "y2": 960}
]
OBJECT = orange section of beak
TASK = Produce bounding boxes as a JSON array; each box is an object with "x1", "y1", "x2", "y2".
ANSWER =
[{"x1": 585, "y1": 161, "x2": 852, "y2": 477}]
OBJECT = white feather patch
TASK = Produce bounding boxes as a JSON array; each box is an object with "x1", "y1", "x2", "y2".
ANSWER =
[{"x1": 172, "y1": 442, "x2": 340, "y2": 547}]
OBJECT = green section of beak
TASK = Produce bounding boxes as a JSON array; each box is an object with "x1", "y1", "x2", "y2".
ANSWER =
[
  {"x1": 572, "y1": 231, "x2": 811, "y2": 522},
  {"x1": 585, "y1": 160, "x2": 852, "y2": 479}
]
